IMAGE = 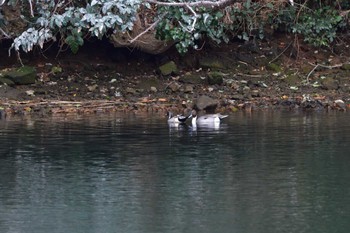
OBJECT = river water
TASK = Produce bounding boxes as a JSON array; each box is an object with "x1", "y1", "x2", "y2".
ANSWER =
[{"x1": 0, "y1": 111, "x2": 350, "y2": 233}]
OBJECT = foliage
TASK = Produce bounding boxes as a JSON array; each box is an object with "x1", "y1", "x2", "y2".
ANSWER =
[
  {"x1": 9, "y1": 0, "x2": 141, "y2": 53},
  {"x1": 156, "y1": 7, "x2": 228, "y2": 53},
  {"x1": 292, "y1": 6, "x2": 344, "y2": 47},
  {"x1": 225, "y1": 1, "x2": 272, "y2": 41},
  {"x1": 1, "y1": 0, "x2": 349, "y2": 54},
  {"x1": 156, "y1": 0, "x2": 276, "y2": 53}
]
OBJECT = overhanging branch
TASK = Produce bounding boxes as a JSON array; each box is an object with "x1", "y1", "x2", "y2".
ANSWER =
[{"x1": 144, "y1": 0, "x2": 237, "y2": 9}]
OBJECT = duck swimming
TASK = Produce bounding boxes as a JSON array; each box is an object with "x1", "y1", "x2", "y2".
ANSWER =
[
  {"x1": 167, "y1": 111, "x2": 191, "y2": 124},
  {"x1": 190, "y1": 110, "x2": 228, "y2": 126}
]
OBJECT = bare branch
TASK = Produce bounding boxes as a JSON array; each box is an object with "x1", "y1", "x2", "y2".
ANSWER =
[
  {"x1": 0, "y1": 27, "x2": 10, "y2": 39},
  {"x1": 185, "y1": 3, "x2": 198, "y2": 32},
  {"x1": 129, "y1": 13, "x2": 167, "y2": 44},
  {"x1": 28, "y1": 0, "x2": 34, "y2": 17},
  {"x1": 144, "y1": 0, "x2": 237, "y2": 9}
]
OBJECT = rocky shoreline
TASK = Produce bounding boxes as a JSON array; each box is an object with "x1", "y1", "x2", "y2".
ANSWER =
[{"x1": 1, "y1": 38, "x2": 350, "y2": 117}]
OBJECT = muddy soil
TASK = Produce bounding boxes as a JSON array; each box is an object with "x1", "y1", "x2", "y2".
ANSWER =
[{"x1": 0, "y1": 34, "x2": 350, "y2": 116}]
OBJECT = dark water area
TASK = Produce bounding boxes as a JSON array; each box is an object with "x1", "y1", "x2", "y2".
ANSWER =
[{"x1": 1, "y1": 111, "x2": 350, "y2": 233}]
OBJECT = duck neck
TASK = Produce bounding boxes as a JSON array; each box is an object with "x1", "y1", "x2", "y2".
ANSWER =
[{"x1": 191, "y1": 116, "x2": 197, "y2": 125}]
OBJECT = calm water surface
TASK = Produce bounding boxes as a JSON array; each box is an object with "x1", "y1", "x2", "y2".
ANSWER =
[{"x1": 0, "y1": 111, "x2": 350, "y2": 233}]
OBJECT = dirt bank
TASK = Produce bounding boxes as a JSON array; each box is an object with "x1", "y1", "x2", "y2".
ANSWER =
[{"x1": 1, "y1": 35, "x2": 350, "y2": 117}]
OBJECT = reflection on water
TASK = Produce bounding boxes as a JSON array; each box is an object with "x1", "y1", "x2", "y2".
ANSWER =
[{"x1": 1, "y1": 111, "x2": 350, "y2": 233}]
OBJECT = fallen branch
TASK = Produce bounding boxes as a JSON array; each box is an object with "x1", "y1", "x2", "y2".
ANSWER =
[
  {"x1": 308, "y1": 62, "x2": 344, "y2": 69},
  {"x1": 306, "y1": 62, "x2": 347, "y2": 84},
  {"x1": 236, "y1": 73, "x2": 264, "y2": 78}
]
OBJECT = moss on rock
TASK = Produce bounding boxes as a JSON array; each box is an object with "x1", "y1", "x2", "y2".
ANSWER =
[
  {"x1": 159, "y1": 61, "x2": 178, "y2": 76},
  {"x1": 267, "y1": 63, "x2": 282, "y2": 72},
  {"x1": 208, "y1": 71, "x2": 224, "y2": 85},
  {"x1": 4, "y1": 66, "x2": 37, "y2": 85}
]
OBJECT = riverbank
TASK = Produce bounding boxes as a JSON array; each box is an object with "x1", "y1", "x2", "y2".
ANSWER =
[{"x1": 1, "y1": 34, "x2": 350, "y2": 117}]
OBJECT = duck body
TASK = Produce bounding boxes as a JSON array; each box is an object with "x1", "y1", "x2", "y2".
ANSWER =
[
  {"x1": 191, "y1": 110, "x2": 228, "y2": 126},
  {"x1": 167, "y1": 112, "x2": 190, "y2": 124}
]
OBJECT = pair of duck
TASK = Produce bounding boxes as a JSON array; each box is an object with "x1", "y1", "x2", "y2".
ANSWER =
[{"x1": 167, "y1": 110, "x2": 228, "y2": 126}]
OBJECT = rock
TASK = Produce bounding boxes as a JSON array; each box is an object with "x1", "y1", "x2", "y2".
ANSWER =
[
  {"x1": 195, "y1": 95, "x2": 218, "y2": 112},
  {"x1": 179, "y1": 73, "x2": 207, "y2": 84},
  {"x1": 125, "y1": 87, "x2": 137, "y2": 95},
  {"x1": 284, "y1": 74, "x2": 301, "y2": 86},
  {"x1": 341, "y1": 64, "x2": 350, "y2": 70},
  {"x1": 150, "y1": 86, "x2": 157, "y2": 92},
  {"x1": 167, "y1": 82, "x2": 181, "y2": 92},
  {"x1": 231, "y1": 94, "x2": 244, "y2": 100},
  {"x1": 4, "y1": 66, "x2": 37, "y2": 85},
  {"x1": 87, "y1": 84, "x2": 98, "y2": 91},
  {"x1": 34, "y1": 89, "x2": 47, "y2": 95},
  {"x1": 198, "y1": 57, "x2": 225, "y2": 70},
  {"x1": 267, "y1": 63, "x2": 282, "y2": 72},
  {"x1": 114, "y1": 90, "x2": 122, "y2": 97},
  {"x1": 334, "y1": 99, "x2": 346, "y2": 110},
  {"x1": 25, "y1": 90, "x2": 35, "y2": 96},
  {"x1": 301, "y1": 94, "x2": 323, "y2": 109},
  {"x1": 340, "y1": 84, "x2": 350, "y2": 93},
  {"x1": 51, "y1": 66, "x2": 62, "y2": 74},
  {"x1": 0, "y1": 85, "x2": 22, "y2": 99},
  {"x1": 159, "y1": 61, "x2": 178, "y2": 76},
  {"x1": 136, "y1": 77, "x2": 158, "y2": 88},
  {"x1": 251, "y1": 90, "x2": 260, "y2": 97},
  {"x1": 183, "y1": 84, "x2": 193, "y2": 93},
  {"x1": 208, "y1": 71, "x2": 224, "y2": 85},
  {"x1": 321, "y1": 77, "x2": 339, "y2": 90},
  {"x1": 0, "y1": 77, "x2": 15, "y2": 86}
]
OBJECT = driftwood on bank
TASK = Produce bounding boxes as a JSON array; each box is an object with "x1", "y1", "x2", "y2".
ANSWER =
[{"x1": 0, "y1": 99, "x2": 173, "y2": 115}]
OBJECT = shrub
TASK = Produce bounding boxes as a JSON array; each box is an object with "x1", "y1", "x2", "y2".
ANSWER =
[{"x1": 292, "y1": 6, "x2": 344, "y2": 47}]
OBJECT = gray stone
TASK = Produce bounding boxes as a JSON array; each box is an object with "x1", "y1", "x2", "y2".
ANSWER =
[
  {"x1": 25, "y1": 90, "x2": 35, "y2": 96},
  {"x1": 87, "y1": 84, "x2": 98, "y2": 92},
  {"x1": 179, "y1": 73, "x2": 207, "y2": 84},
  {"x1": 150, "y1": 86, "x2": 157, "y2": 92},
  {"x1": 167, "y1": 82, "x2": 181, "y2": 92},
  {"x1": 4, "y1": 66, "x2": 37, "y2": 85},
  {"x1": 125, "y1": 87, "x2": 137, "y2": 95},
  {"x1": 251, "y1": 90, "x2": 260, "y2": 97},
  {"x1": 195, "y1": 95, "x2": 218, "y2": 111},
  {"x1": 183, "y1": 84, "x2": 193, "y2": 93},
  {"x1": 0, "y1": 85, "x2": 22, "y2": 99},
  {"x1": 34, "y1": 89, "x2": 47, "y2": 95},
  {"x1": 321, "y1": 77, "x2": 339, "y2": 90},
  {"x1": 159, "y1": 61, "x2": 178, "y2": 76},
  {"x1": 231, "y1": 94, "x2": 244, "y2": 100}
]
